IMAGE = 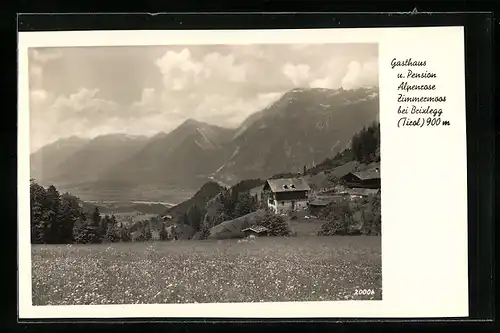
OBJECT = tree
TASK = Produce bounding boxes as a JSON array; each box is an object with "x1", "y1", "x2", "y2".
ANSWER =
[
  {"x1": 351, "y1": 122, "x2": 380, "y2": 163},
  {"x1": 159, "y1": 222, "x2": 168, "y2": 241},
  {"x1": 233, "y1": 192, "x2": 258, "y2": 218},
  {"x1": 72, "y1": 211, "x2": 100, "y2": 244},
  {"x1": 317, "y1": 199, "x2": 355, "y2": 236},
  {"x1": 368, "y1": 193, "x2": 381, "y2": 235},
  {"x1": 99, "y1": 215, "x2": 111, "y2": 242},
  {"x1": 200, "y1": 223, "x2": 211, "y2": 240},
  {"x1": 75, "y1": 207, "x2": 102, "y2": 244},
  {"x1": 58, "y1": 193, "x2": 81, "y2": 243},
  {"x1": 118, "y1": 223, "x2": 131, "y2": 242},
  {"x1": 104, "y1": 214, "x2": 119, "y2": 242},
  {"x1": 211, "y1": 210, "x2": 230, "y2": 226},
  {"x1": 143, "y1": 225, "x2": 152, "y2": 241},
  {"x1": 44, "y1": 185, "x2": 62, "y2": 244},
  {"x1": 72, "y1": 212, "x2": 88, "y2": 244},
  {"x1": 186, "y1": 205, "x2": 203, "y2": 231},
  {"x1": 257, "y1": 211, "x2": 291, "y2": 236},
  {"x1": 30, "y1": 180, "x2": 47, "y2": 244},
  {"x1": 91, "y1": 207, "x2": 101, "y2": 227},
  {"x1": 182, "y1": 213, "x2": 190, "y2": 226}
]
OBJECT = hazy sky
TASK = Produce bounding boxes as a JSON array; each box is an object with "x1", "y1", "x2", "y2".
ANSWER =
[{"x1": 28, "y1": 43, "x2": 378, "y2": 152}]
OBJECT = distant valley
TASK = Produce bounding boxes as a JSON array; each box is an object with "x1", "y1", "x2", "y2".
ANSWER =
[{"x1": 30, "y1": 87, "x2": 379, "y2": 203}]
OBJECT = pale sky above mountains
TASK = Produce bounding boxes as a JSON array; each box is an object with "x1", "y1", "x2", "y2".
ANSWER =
[{"x1": 29, "y1": 43, "x2": 378, "y2": 152}]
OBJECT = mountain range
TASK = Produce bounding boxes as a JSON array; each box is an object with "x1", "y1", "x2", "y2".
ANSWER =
[{"x1": 30, "y1": 87, "x2": 379, "y2": 192}]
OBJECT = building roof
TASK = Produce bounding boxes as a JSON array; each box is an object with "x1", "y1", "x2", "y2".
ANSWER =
[
  {"x1": 265, "y1": 178, "x2": 311, "y2": 193},
  {"x1": 348, "y1": 188, "x2": 380, "y2": 196},
  {"x1": 326, "y1": 160, "x2": 359, "y2": 178},
  {"x1": 350, "y1": 170, "x2": 381, "y2": 181},
  {"x1": 309, "y1": 199, "x2": 331, "y2": 206},
  {"x1": 242, "y1": 225, "x2": 269, "y2": 233},
  {"x1": 309, "y1": 195, "x2": 343, "y2": 206}
]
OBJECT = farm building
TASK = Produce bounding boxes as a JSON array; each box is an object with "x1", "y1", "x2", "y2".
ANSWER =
[
  {"x1": 346, "y1": 188, "x2": 380, "y2": 199},
  {"x1": 242, "y1": 225, "x2": 269, "y2": 237},
  {"x1": 340, "y1": 169, "x2": 381, "y2": 189},
  {"x1": 308, "y1": 198, "x2": 331, "y2": 216},
  {"x1": 262, "y1": 177, "x2": 311, "y2": 214},
  {"x1": 308, "y1": 195, "x2": 345, "y2": 216}
]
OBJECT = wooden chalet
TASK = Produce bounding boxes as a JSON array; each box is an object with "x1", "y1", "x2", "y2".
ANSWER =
[
  {"x1": 262, "y1": 177, "x2": 311, "y2": 214},
  {"x1": 340, "y1": 169, "x2": 381, "y2": 189}
]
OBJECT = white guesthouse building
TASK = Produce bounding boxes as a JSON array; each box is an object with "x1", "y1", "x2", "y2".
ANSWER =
[{"x1": 262, "y1": 178, "x2": 311, "y2": 215}]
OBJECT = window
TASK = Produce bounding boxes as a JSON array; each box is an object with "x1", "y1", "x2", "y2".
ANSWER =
[{"x1": 281, "y1": 201, "x2": 284, "y2": 205}]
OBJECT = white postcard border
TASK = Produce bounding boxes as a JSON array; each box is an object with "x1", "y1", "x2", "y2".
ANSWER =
[{"x1": 18, "y1": 27, "x2": 468, "y2": 319}]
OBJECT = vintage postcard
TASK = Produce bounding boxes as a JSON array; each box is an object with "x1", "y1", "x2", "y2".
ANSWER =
[{"x1": 18, "y1": 27, "x2": 468, "y2": 319}]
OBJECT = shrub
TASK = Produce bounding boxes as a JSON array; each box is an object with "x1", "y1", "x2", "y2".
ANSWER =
[
  {"x1": 317, "y1": 194, "x2": 381, "y2": 236},
  {"x1": 199, "y1": 224, "x2": 211, "y2": 240},
  {"x1": 317, "y1": 199, "x2": 354, "y2": 236},
  {"x1": 318, "y1": 198, "x2": 359, "y2": 236},
  {"x1": 368, "y1": 193, "x2": 381, "y2": 235},
  {"x1": 257, "y1": 211, "x2": 291, "y2": 236},
  {"x1": 159, "y1": 226, "x2": 169, "y2": 241}
]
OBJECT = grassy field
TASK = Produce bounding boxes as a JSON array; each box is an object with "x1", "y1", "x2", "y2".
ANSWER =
[
  {"x1": 287, "y1": 217, "x2": 325, "y2": 236},
  {"x1": 32, "y1": 236, "x2": 382, "y2": 305}
]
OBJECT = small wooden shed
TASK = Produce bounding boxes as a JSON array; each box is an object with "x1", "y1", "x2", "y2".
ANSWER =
[{"x1": 241, "y1": 225, "x2": 269, "y2": 237}]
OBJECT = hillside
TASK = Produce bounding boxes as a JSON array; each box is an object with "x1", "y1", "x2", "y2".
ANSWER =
[
  {"x1": 30, "y1": 136, "x2": 91, "y2": 182},
  {"x1": 201, "y1": 179, "x2": 265, "y2": 226},
  {"x1": 166, "y1": 181, "x2": 225, "y2": 218},
  {"x1": 43, "y1": 134, "x2": 149, "y2": 184},
  {"x1": 206, "y1": 209, "x2": 268, "y2": 240},
  {"x1": 100, "y1": 119, "x2": 235, "y2": 187},
  {"x1": 31, "y1": 87, "x2": 379, "y2": 191},
  {"x1": 212, "y1": 87, "x2": 379, "y2": 184}
]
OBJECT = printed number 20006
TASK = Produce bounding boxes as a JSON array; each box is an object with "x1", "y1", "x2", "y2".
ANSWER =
[{"x1": 354, "y1": 289, "x2": 375, "y2": 296}]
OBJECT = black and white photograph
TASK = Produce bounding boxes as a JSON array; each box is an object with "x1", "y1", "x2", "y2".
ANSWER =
[
  {"x1": 27, "y1": 42, "x2": 382, "y2": 306},
  {"x1": 17, "y1": 25, "x2": 473, "y2": 319}
]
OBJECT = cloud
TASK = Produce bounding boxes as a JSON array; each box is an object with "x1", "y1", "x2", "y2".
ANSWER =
[
  {"x1": 202, "y1": 52, "x2": 247, "y2": 83},
  {"x1": 30, "y1": 89, "x2": 48, "y2": 103},
  {"x1": 28, "y1": 64, "x2": 43, "y2": 89},
  {"x1": 50, "y1": 88, "x2": 120, "y2": 122},
  {"x1": 155, "y1": 48, "x2": 248, "y2": 92},
  {"x1": 28, "y1": 49, "x2": 64, "y2": 90},
  {"x1": 155, "y1": 49, "x2": 203, "y2": 91},
  {"x1": 308, "y1": 58, "x2": 346, "y2": 89},
  {"x1": 156, "y1": 48, "x2": 203, "y2": 75},
  {"x1": 131, "y1": 88, "x2": 160, "y2": 115},
  {"x1": 29, "y1": 44, "x2": 379, "y2": 151},
  {"x1": 192, "y1": 91, "x2": 283, "y2": 127},
  {"x1": 30, "y1": 88, "x2": 122, "y2": 151},
  {"x1": 32, "y1": 49, "x2": 63, "y2": 63},
  {"x1": 281, "y1": 63, "x2": 311, "y2": 86},
  {"x1": 341, "y1": 58, "x2": 378, "y2": 90}
]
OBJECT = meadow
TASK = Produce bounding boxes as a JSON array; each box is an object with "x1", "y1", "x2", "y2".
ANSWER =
[{"x1": 31, "y1": 236, "x2": 382, "y2": 305}]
